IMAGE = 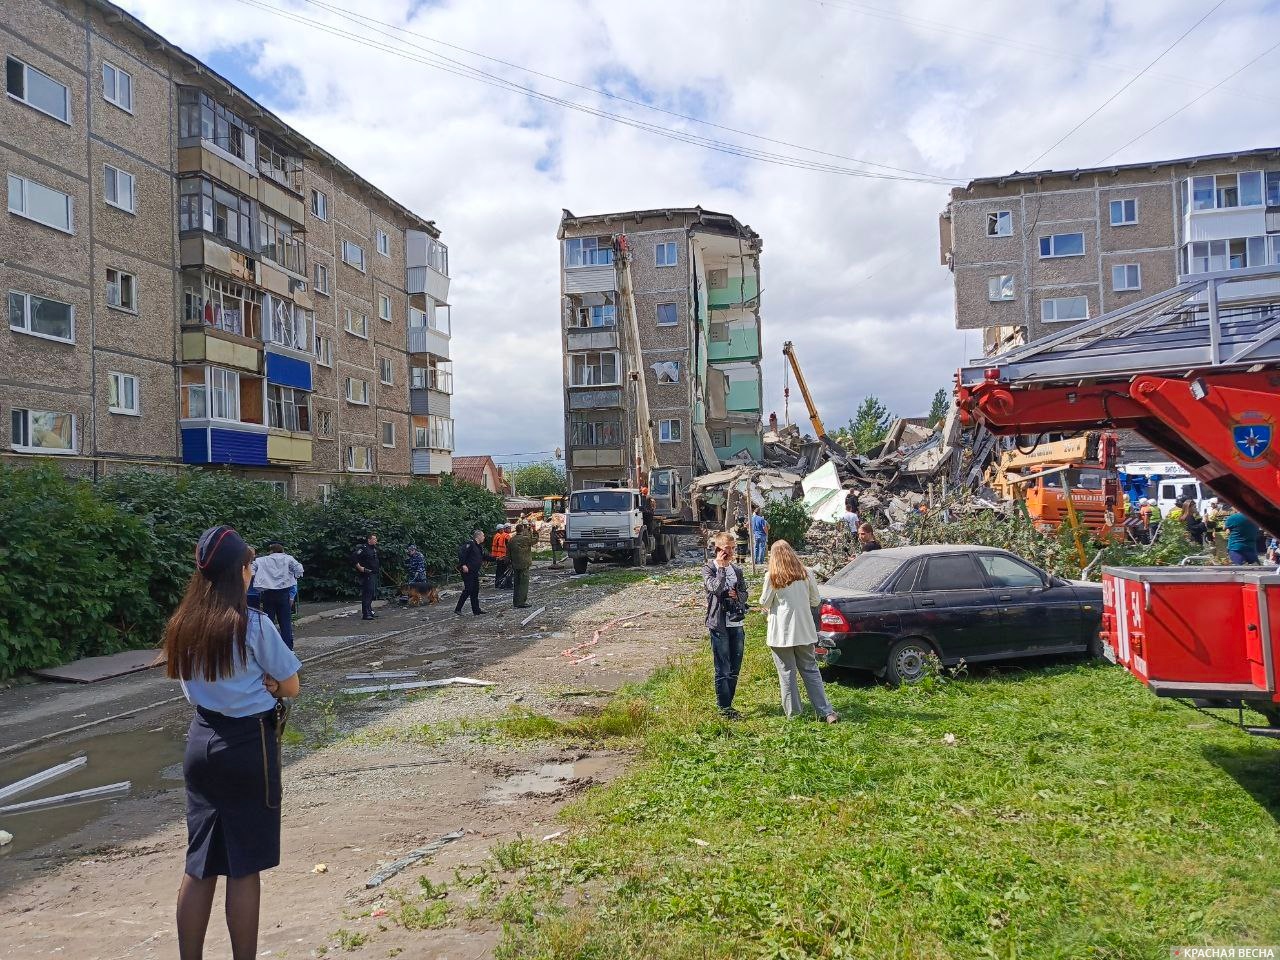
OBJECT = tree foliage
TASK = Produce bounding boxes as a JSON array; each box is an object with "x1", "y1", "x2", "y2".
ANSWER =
[
  {"x1": 762, "y1": 497, "x2": 812, "y2": 551},
  {"x1": 509, "y1": 461, "x2": 567, "y2": 498},
  {"x1": 833, "y1": 396, "x2": 894, "y2": 454},
  {"x1": 928, "y1": 389, "x2": 949, "y2": 426}
]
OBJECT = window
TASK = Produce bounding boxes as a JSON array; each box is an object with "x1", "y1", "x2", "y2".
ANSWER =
[
  {"x1": 9, "y1": 291, "x2": 74, "y2": 342},
  {"x1": 177, "y1": 87, "x2": 255, "y2": 166},
  {"x1": 102, "y1": 61, "x2": 133, "y2": 112},
  {"x1": 412, "y1": 415, "x2": 454, "y2": 450},
  {"x1": 314, "y1": 262, "x2": 329, "y2": 295},
  {"x1": 1038, "y1": 233, "x2": 1084, "y2": 258},
  {"x1": 564, "y1": 236, "x2": 612, "y2": 267},
  {"x1": 412, "y1": 359, "x2": 453, "y2": 393},
  {"x1": 1109, "y1": 198, "x2": 1137, "y2": 226},
  {"x1": 346, "y1": 445, "x2": 372, "y2": 473},
  {"x1": 379, "y1": 294, "x2": 391, "y2": 321},
  {"x1": 108, "y1": 371, "x2": 139, "y2": 415},
  {"x1": 1267, "y1": 172, "x2": 1280, "y2": 207},
  {"x1": 651, "y1": 360, "x2": 681, "y2": 384},
  {"x1": 1184, "y1": 237, "x2": 1270, "y2": 274},
  {"x1": 655, "y1": 241, "x2": 678, "y2": 266},
  {"x1": 381, "y1": 420, "x2": 395, "y2": 447},
  {"x1": 183, "y1": 271, "x2": 262, "y2": 338},
  {"x1": 345, "y1": 377, "x2": 369, "y2": 405},
  {"x1": 6, "y1": 57, "x2": 69, "y2": 123},
  {"x1": 8, "y1": 174, "x2": 74, "y2": 233},
  {"x1": 570, "y1": 417, "x2": 622, "y2": 447},
  {"x1": 1041, "y1": 296, "x2": 1089, "y2": 323},
  {"x1": 209, "y1": 367, "x2": 239, "y2": 420},
  {"x1": 341, "y1": 240, "x2": 366, "y2": 272},
  {"x1": 265, "y1": 294, "x2": 307, "y2": 350},
  {"x1": 376, "y1": 229, "x2": 390, "y2": 256},
  {"x1": 380, "y1": 357, "x2": 394, "y2": 385},
  {"x1": 11, "y1": 409, "x2": 74, "y2": 453},
  {"x1": 258, "y1": 208, "x2": 306, "y2": 275},
  {"x1": 106, "y1": 268, "x2": 136, "y2": 311},
  {"x1": 267, "y1": 385, "x2": 311, "y2": 433},
  {"x1": 987, "y1": 211, "x2": 1012, "y2": 237},
  {"x1": 573, "y1": 303, "x2": 615, "y2": 327},
  {"x1": 344, "y1": 308, "x2": 369, "y2": 339},
  {"x1": 659, "y1": 418, "x2": 682, "y2": 443},
  {"x1": 1188, "y1": 173, "x2": 1264, "y2": 211},
  {"x1": 178, "y1": 177, "x2": 252, "y2": 252},
  {"x1": 317, "y1": 482, "x2": 333, "y2": 503},
  {"x1": 316, "y1": 409, "x2": 333, "y2": 439},
  {"x1": 977, "y1": 554, "x2": 1043, "y2": 588},
  {"x1": 656, "y1": 302, "x2": 678, "y2": 326},
  {"x1": 570, "y1": 351, "x2": 619, "y2": 387},
  {"x1": 987, "y1": 275, "x2": 1015, "y2": 301},
  {"x1": 310, "y1": 189, "x2": 328, "y2": 221},
  {"x1": 1112, "y1": 264, "x2": 1141, "y2": 292},
  {"x1": 919, "y1": 554, "x2": 984, "y2": 591},
  {"x1": 104, "y1": 165, "x2": 135, "y2": 214},
  {"x1": 314, "y1": 334, "x2": 332, "y2": 367}
]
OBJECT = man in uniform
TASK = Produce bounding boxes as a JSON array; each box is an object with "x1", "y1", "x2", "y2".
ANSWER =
[
  {"x1": 507, "y1": 522, "x2": 535, "y2": 609},
  {"x1": 353, "y1": 533, "x2": 381, "y2": 621}
]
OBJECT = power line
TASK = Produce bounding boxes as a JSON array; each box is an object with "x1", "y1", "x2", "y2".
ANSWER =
[
  {"x1": 298, "y1": 0, "x2": 955, "y2": 184},
  {"x1": 224, "y1": 0, "x2": 961, "y2": 185},
  {"x1": 1023, "y1": 0, "x2": 1229, "y2": 170},
  {"x1": 1096, "y1": 36, "x2": 1280, "y2": 164}
]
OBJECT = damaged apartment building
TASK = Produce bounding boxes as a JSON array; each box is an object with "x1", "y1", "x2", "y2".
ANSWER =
[
  {"x1": 2, "y1": 0, "x2": 455, "y2": 497},
  {"x1": 557, "y1": 207, "x2": 764, "y2": 491}
]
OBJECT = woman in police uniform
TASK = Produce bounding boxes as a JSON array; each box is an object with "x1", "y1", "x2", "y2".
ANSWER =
[{"x1": 164, "y1": 525, "x2": 302, "y2": 960}]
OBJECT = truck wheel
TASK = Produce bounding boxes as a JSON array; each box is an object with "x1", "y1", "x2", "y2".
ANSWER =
[
  {"x1": 664, "y1": 535, "x2": 677, "y2": 564},
  {"x1": 572, "y1": 557, "x2": 588, "y2": 574},
  {"x1": 885, "y1": 638, "x2": 934, "y2": 686},
  {"x1": 652, "y1": 537, "x2": 668, "y2": 564},
  {"x1": 630, "y1": 546, "x2": 645, "y2": 567}
]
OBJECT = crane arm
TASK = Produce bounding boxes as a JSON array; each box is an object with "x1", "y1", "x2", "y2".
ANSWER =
[
  {"x1": 782, "y1": 340, "x2": 826, "y2": 439},
  {"x1": 615, "y1": 239, "x2": 658, "y2": 481}
]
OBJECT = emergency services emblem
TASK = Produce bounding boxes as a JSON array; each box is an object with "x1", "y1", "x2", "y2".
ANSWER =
[{"x1": 1232, "y1": 420, "x2": 1272, "y2": 461}]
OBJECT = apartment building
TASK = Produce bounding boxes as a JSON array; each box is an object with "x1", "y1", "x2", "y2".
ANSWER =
[
  {"x1": 939, "y1": 146, "x2": 1280, "y2": 355},
  {"x1": 1, "y1": 0, "x2": 455, "y2": 497},
  {"x1": 558, "y1": 207, "x2": 763, "y2": 492}
]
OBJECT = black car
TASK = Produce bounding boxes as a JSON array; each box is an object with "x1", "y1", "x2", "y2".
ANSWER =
[{"x1": 816, "y1": 545, "x2": 1103, "y2": 684}]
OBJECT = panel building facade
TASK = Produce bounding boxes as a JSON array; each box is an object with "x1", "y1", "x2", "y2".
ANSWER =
[
  {"x1": 558, "y1": 207, "x2": 763, "y2": 491},
  {"x1": 940, "y1": 146, "x2": 1280, "y2": 355},
  {"x1": 2, "y1": 0, "x2": 455, "y2": 497}
]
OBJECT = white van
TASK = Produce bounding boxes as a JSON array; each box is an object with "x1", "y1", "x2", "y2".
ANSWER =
[{"x1": 1154, "y1": 476, "x2": 1210, "y2": 517}]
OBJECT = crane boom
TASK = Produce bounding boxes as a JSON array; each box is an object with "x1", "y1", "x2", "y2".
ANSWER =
[
  {"x1": 614, "y1": 237, "x2": 658, "y2": 482},
  {"x1": 782, "y1": 340, "x2": 825, "y2": 439}
]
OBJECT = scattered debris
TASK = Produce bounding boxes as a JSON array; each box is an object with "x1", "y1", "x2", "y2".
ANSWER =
[
  {"x1": 365, "y1": 829, "x2": 465, "y2": 889},
  {"x1": 541, "y1": 830, "x2": 565, "y2": 842},
  {"x1": 560, "y1": 612, "x2": 649, "y2": 663},
  {"x1": 690, "y1": 837, "x2": 710, "y2": 848},
  {"x1": 339, "y1": 677, "x2": 495, "y2": 696},
  {"x1": 520, "y1": 606, "x2": 547, "y2": 627},
  {"x1": 312, "y1": 863, "x2": 328, "y2": 874},
  {"x1": 344, "y1": 670, "x2": 419, "y2": 681},
  {"x1": 0, "y1": 829, "x2": 12, "y2": 846},
  {"x1": 943, "y1": 733, "x2": 958, "y2": 747},
  {"x1": 0, "y1": 756, "x2": 87, "y2": 802},
  {"x1": 0, "y1": 781, "x2": 131, "y2": 815}
]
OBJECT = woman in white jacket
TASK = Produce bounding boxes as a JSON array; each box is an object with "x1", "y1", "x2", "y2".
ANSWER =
[{"x1": 758, "y1": 540, "x2": 838, "y2": 723}]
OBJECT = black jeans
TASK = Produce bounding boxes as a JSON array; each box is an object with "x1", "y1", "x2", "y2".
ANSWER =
[
  {"x1": 455, "y1": 571, "x2": 481, "y2": 613},
  {"x1": 360, "y1": 572, "x2": 378, "y2": 618},
  {"x1": 494, "y1": 559, "x2": 509, "y2": 588},
  {"x1": 709, "y1": 626, "x2": 746, "y2": 710},
  {"x1": 260, "y1": 587, "x2": 294, "y2": 649}
]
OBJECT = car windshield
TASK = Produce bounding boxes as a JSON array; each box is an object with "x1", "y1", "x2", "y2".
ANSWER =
[
  {"x1": 570, "y1": 491, "x2": 632, "y2": 513},
  {"x1": 826, "y1": 553, "x2": 903, "y2": 592}
]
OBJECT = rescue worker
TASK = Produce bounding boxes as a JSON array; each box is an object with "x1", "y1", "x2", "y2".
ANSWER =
[
  {"x1": 491, "y1": 524, "x2": 512, "y2": 589},
  {"x1": 733, "y1": 515, "x2": 750, "y2": 562},
  {"x1": 455, "y1": 529, "x2": 493, "y2": 616},
  {"x1": 405, "y1": 544, "x2": 427, "y2": 589},
  {"x1": 507, "y1": 522, "x2": 535, "y2": 609}
]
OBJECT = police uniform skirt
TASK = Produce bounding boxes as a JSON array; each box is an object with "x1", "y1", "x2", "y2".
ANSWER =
[{"x1": 184, "y1": 706, "x2": 282, "y2": 879}]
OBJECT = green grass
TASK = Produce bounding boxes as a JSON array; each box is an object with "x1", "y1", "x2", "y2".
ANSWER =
[
  {"x1": 488, "y1": 613, "x2": 1280, "y2": 959},
  {"x1": 568, "y1": 569, "x2": 651, "y2": 588}
]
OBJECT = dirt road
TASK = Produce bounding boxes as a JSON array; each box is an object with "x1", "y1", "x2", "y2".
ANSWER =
[{"x1": 0, "y1": 564, "x2": 707, "y2": 959}]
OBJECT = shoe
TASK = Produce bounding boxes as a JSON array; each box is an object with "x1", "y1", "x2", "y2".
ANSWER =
[
  {"x1": 362, "y1": 614, "x2": 374, "y2": 620},
  {"x1": 824, "y1": 713, "x2": 839, "y2": 724},
  {"x1": 720, "y1": 707, "x2": 743, "y2": 720},
  {"x1": 514, "y1": 604, "x2": 531, "y2": 609},
  {"x1": 474, "y1": 609, "x2": 488, "y2": 615},
  {"x1": 454, "y1": 609, "x2": 464, "y2": 616}
]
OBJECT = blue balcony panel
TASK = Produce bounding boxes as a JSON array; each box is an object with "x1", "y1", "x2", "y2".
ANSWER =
[
  {"x1": 183, "y1": 426, "x2": 269, "y2": 466},
  {"x1": 265, "y1": 350, "x2": 313, "y2": 391}
]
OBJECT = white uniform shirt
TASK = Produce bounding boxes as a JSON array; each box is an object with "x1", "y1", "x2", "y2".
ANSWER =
[{"x1": 252, "y1": 552, "x2": 304, "y2": 590}]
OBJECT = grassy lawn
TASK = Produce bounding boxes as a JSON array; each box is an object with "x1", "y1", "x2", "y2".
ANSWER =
[{"x1": 482, "y1": 613, "x2": 1280, "y2": 959}]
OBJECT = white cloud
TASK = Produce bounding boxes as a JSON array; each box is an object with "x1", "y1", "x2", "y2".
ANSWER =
[{"x1": 120, "y1": 0, "x2": 1280, "y2": 462}]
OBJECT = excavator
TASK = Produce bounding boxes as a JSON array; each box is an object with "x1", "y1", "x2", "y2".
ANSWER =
[
  {"x1": 984, "y1": 431, "x2": 1124, "y2": 536},
  {"x1": 957, "y1": 263, "x2": 1280, "y2": 734}
]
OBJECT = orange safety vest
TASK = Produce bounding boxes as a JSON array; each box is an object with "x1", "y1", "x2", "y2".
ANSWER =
[{"x1": 492, "y1": 531, "x2": 510, "y2": 559}]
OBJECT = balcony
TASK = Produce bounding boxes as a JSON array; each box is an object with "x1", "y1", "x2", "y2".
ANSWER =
[
  {"x1": 567, "y1": 388, "x2": 623, "y2": 410},
  {"x1": 407, "y1": 265, "x2": 450, "y2": 302},
  {"x1": 406, "y1": 230, "x2": 450, "y2": 301},
  {"x1": 566, "y1": 326, "x2": 618, "y2": 351},
  {"x1": 708, "y1": 275, "x2": 759, "y2": 309},
  {"x1": 726, "y1": 378, "x2": 762, "y2": 414},
  {"x1": 182, "y1": 422, "x2": 269, "y2": 466},
  {"x1": 411, "y1": 449, "x2": 452, "y2": 476},
  {"x1": 570, "y1": 448, "x2": 624, "y2": 468},
  {"x1": 410, "y1": 388, "x2": 451, "y2": 417},
  {"x1": 707, "y1": 323, "x2": 760, "y2": 362},
  {"x1": 267, "y1": 432, "x2": 312, "y2": 464},
  {"x1": 408, "y1": 323, "x2": 450, "y2": 358}
]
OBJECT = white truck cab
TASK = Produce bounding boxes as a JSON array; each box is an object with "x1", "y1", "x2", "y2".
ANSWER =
[{"x1": 564, "y1": 488, "x2": 648, "y2": 574}]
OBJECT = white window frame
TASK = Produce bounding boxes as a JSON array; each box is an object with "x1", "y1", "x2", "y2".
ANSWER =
[
  {"x1": 1109, "y1": 197, "x2": 1137, "y2": 226},
  {"x1": 345, "y1": 377, "x2": 369, "y2": 405},
  {"x1": 102, "y1": 61, "x2": 133, "y2": 113},
  {"x1": 316, "y1": 409, "x2": 334, "y2": 439},
  {"x1": 1041, "y1": 296, "x2": 1090, "y2": 323},
  {"x1": 104, "y1": 164, "x2": 135, "y2": 214},
  {"x1": 564, "y1": 236, "x2": 613, "y2": 268},
  {"x1": 376, "y1": 228, "x2": 390, "y2": 257},
  {"x1": 570, "y1": 350, "x2": 620, "y2": 387},
  {"x1": 381, "y1": 420, "x2": 395, "y2": 447},
  {"x1": 106, "y1": 268, "x2": 137, "y2": 312},
  {"x1": 378, "y1": 293, "x2": 391, "y2": 321},
  {"x1": 8, "y1": 174, "x2": 74, "y2": 234},
  {"x1": 344, "y1": 308, "x2": 369, "y2": 339},
  {"x1": 987, "y1": 275, "x2": 1015, "y2": 302},
  {"x1": 341, "y1": 240, "x2": 366, "y2": 272},
  {"x1": 317, "y1": 482, "x2": 333, "y2": 503},
  {"x1": 346, "y1": 444, "x2": 373, "y2": 473},
  {"x1": 1112, "y1": 263, "x2": 1141, "y2": 292},
  {"x1": 655, "y1": 241, "x2": 678, "y2": 267},
  {"x1": 314, "y1": 333, "x2": 333, "y2": 368},
  {"x1": 313, "y1": 262, "x2": 329, "y2": 295},
  {"x1": 6, "y1": 56, "x2": 70, "y2": 124},
  {"x1": 1038, "y1": 232, "x2": 1085, "y2": 259},
  {"x1": 8, "y1": 290, "x2": 75, "y2": 344},
  {"x1": 266, "y1": 384, "x2": 311, "y2": 433},
  {"x1": 310, "y1": 188, "x2": 328, "y2": 221},
  {"x1": 656, "y1": 302, "x2": 678, "y2": 326},
  {"x1": 108, "y1": 371, "x2": 140, "y2": 416},
  {"x1": 659, "y1": 418, "x2": 682, "y2": 443},
  {"x1": 10, "y1": 408, "x2": 76, "y2": 454},
  {"x1": 987, "y1": 211, "x2": 1012, "y2": 237},
  {"x1": 379, "y1": 356, "x2": 394, "y2": 385}
]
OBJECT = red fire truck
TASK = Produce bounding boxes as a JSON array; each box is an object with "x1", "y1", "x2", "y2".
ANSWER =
[{"x1": 956, "y1": 264, "x2": 1280, "y2": 735}]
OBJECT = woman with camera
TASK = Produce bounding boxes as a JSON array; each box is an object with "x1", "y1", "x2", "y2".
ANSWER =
[{"x1": 703, "y1": 531, "x2": 748, "y2": 719}]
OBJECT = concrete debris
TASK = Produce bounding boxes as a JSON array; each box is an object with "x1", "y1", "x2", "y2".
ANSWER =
[
  {"x1": 365, "y1": 829, "x2": 465, "y2": 889},
  {"x1": 312, "y1": 863, "x2": 328, "y2": 874}
]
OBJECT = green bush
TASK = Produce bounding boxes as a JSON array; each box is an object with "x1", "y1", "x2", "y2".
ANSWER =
[{"x1": 762, "y1": 497, "x2": 811, "y2": 550}]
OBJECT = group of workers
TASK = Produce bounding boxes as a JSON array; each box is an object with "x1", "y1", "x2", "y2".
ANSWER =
[
  {"x1": 1131, "y1": 495, "x2": 1266, "y2": 564},
  {"x1": 453, "y1": 523, "x2": 536, "y2": 614}
]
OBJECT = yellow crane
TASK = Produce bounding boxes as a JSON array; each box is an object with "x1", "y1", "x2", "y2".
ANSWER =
[{"x1": 782, "y1": 340, "x2": 826, "y2": 438}]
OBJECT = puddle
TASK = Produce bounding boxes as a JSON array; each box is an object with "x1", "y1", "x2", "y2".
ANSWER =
[
  {"x1": 0, "y1": 726, "x2": 186, "y2": 862},
  {"x1": 485, "y1": 757, "x2": 613, "y2": 804}
]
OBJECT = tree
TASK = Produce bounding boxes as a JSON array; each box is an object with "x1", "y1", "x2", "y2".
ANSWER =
[
  {"x1": 836, "y1": 396, "x2": 893, "y2": 454},
  {"x1": 928, "y1": 388, "x2": 949, "y2": 426},
  {"x1": 509, "y1": 461, "x2": 567, "y2": 498}
]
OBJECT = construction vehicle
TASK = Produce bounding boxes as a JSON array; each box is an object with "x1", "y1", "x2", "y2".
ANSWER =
[
  {"x1": 984, "y1": 432, "x2": 1124, "y2": 535},
  {"x1": 782, "y1": 340, "x2": 856, "y2": 469},
  {"x1": 957, "y1": 263, "x2": 1280, "y2": 733}
]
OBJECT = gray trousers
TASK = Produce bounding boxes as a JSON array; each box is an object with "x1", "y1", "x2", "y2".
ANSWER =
[{"x1": 769, "y1": 644, "x2": 834, "y2": 719}]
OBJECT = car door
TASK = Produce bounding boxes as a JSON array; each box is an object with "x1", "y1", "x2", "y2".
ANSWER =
[
  {"x1": 976, "y1": 552, "x2": 1084, "y2": 655},
  {"x1": 912, "y1": 553, "x2": 1001, "y2": 662}
]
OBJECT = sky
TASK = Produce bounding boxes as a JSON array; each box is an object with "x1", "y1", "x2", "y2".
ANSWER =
[{"x1": 120, "y1": 0, "x2": 1280, "y2": 468}]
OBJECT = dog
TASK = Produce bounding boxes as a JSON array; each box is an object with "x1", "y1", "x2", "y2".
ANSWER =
[{"x1": 406, "y1": 582, "x2": 440, "y2": 606}]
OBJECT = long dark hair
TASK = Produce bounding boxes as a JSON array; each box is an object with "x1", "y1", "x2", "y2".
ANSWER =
[{"x1": 164, "y1": 544, "x2": 254, "y2": 682}]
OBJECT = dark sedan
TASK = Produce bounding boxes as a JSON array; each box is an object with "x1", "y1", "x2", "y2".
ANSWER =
[{"x1": 816, "y1": 545, "x2": 1103, "y2": 684}]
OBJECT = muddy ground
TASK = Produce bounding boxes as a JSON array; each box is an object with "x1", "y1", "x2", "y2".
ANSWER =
[{"x1": 0, "y1": 561, "x2": 708, "y2": 959}]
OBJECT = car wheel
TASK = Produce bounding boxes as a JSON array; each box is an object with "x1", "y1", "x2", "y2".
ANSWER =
[
  {"x1": 1087, "y1": 630, "x2": 1104, "y2": 659},
  {"x1": 885, "y1": 638, "x2": 934, "y2": 686},
  {"x1": 572, "y1": 557, "x2": 588, "y2": 574}
]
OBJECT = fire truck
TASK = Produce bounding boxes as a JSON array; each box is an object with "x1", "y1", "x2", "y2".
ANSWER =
[{"x1": 956, "y1": 264, "x2": 1280, "y2": 735}]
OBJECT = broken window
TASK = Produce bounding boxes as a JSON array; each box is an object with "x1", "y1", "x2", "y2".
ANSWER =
[
  {"x1": 380, "y1": 357, "x2": 393, "y2": 385},
  {"x1": 346, "y1": 445, "x2": 372, "y2": 472},
  {"x1": 381, "y1": 421, "x2": 395, "y2": 447},
  {"x1": 267, "y1": 385, "x2": 310, "y2": 433},
  {"x1": 574, "y1": 303, "x2": 615, "y2": 327},
  {"x1": 7, "y1": 57, "x2": 70, "y2": 123},
  {"x1": 310, "y1": 189, "x2": 328, "y2": 221},
  {"x1": 651, "y1": 360, "x2": 681, "y2": 384},
  {"x1": 178, "y1": 176, "x2": 253, "y2": 253},
  {"x1": 570, "y1": 416, "x2": 622, "y2": 448},
  {"x1": 265, "y1": 294, "x2": 307, "y2": 350},
  {"x1": 259, "y1": 207, "x2": 306, "y2": 275},
  {"x1": 314, "y1": 334, "x2": 332, "y2": 367},
  {"x1": 11, "y1": 409, "x2": 75, "y2": 453},
  {"x1": 987, "y1": 275, "x2": 1015, "y2": 302},
  {"x1": 570, "y1": 351, "x2": 619, "y2": 387},
  {"x1": 183, "y1": 271, "x2": 262, "y2": 339},
  {"x1": 987, "y1": 211, "x2": 1012, "y2": 237},
  {"x1": 106, "y1": 268, "x2": 136, "y2": 311},
  {"x1": 564, "y1": 236, "x2": 612, "y2": 267},
  {"x1": 256, "y1": 132, "x2": 301, "y2": 191},
  {"x1": 345, "y1": 377, "x2": 369, "y2": 405},
  {"x1": 9, "y1": 290, "x2": 74, "y2": 341},
  {"x1": 341, "y1": 240, "x2": 366, "y2": 272},
  {"x1": 656, "y1": 303, "x2": 678, "y2": 326},
  {"x1": 413, "y1": 415, "x2": 453, "y2": 450}
]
